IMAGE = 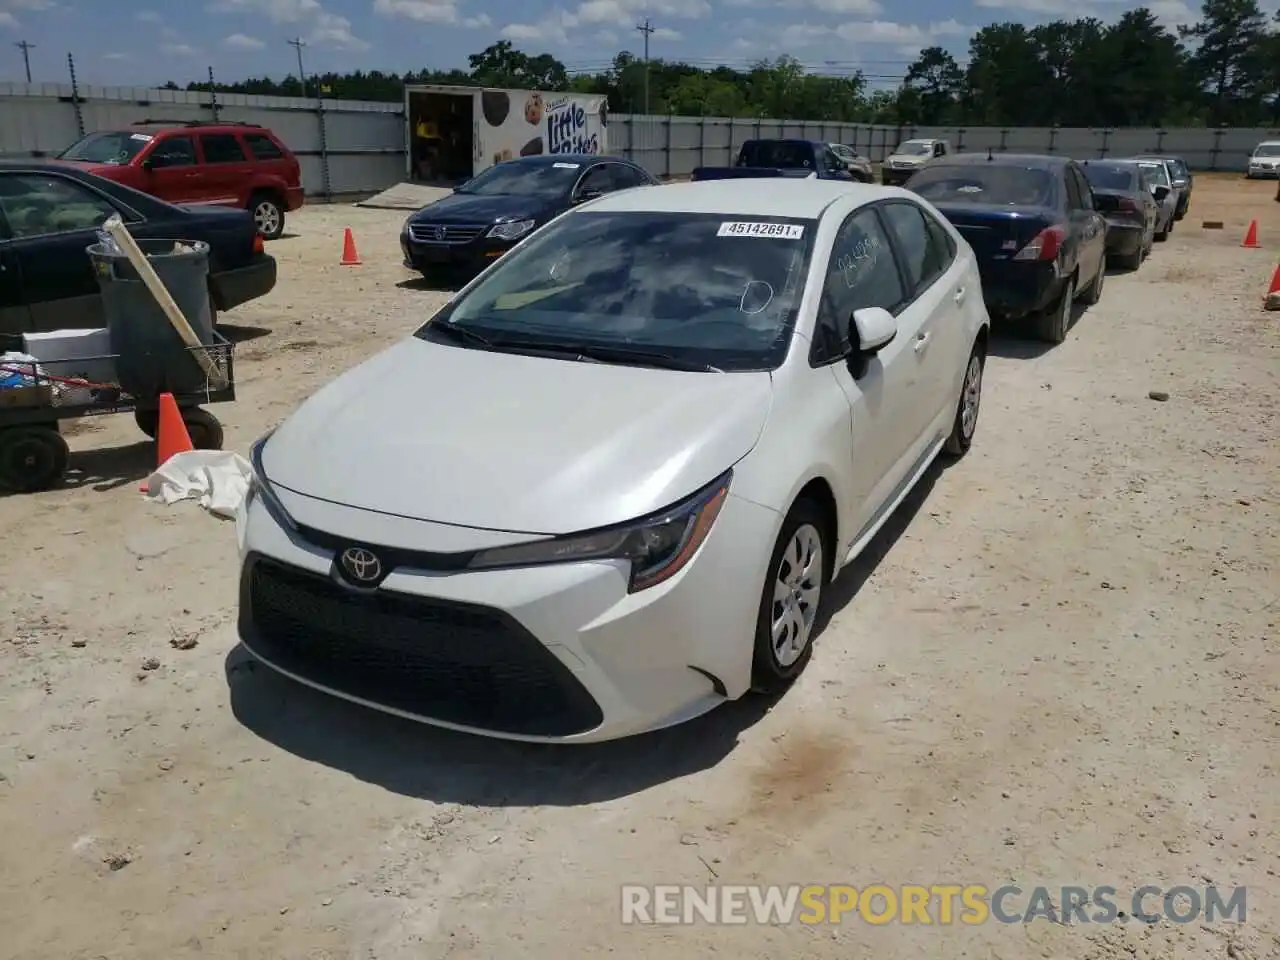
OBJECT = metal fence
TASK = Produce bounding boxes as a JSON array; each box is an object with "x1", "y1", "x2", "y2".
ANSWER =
[{"x1": 2, "y1": 79, "x2": 1278, "y2": 197}]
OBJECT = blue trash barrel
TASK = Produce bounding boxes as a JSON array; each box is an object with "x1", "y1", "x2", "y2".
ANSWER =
[{"x1": 86, "y1": 239, "x2": 214, "y2": 399}]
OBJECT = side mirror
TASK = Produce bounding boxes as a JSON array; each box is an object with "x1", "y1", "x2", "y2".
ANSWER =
[
  {"x1": 851, "y1": 307, "x2": 897, "y2": 355},
  {"x1": 1153, "y1": 185, "x2": 1170, "y2": 201},
  {"x1": 574, "y1": 189, "x2": 603, "y2": 204}
]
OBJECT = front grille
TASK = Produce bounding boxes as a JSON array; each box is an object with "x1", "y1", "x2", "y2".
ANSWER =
[
  {"x1": 240, "y1": 555, "x2": 603, "y2": 737},
  {"x1": 408, "y1": 223, "x2": 487, "y2": 245}
]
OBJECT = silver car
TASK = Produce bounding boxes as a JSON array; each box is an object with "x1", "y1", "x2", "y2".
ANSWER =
[
  {"x1": 1247, "y1": 141, "x2": 1280, "y2": 179},
  {"x1": 1131, "y1": 159, "x2": 1179, "y2": 241},
  {"x1": 829, "y1": 143, "x2": 873, "y2": 182}
]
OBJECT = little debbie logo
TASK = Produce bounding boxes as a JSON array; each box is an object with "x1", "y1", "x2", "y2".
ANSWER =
[{"x1": 621, "y1": 884, "x2": 1247, "y2": 926}]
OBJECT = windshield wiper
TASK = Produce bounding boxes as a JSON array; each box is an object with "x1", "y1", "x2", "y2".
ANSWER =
[
  {"x1": 424, "y1": 321, "x2": 494, "y2": 348},
  {"x1": 536, "y1": 341, "x2": 722, "y2": 373}
]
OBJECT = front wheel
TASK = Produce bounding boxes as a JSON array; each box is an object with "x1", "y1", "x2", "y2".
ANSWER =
[
  {"x1": 0, "y1": 425, "x2": 69, "y2": 493},
  {"x1": 944, "y1": 344, "x2": 985, "y2": 457},
  {"x1": 751, "y1": 500, "x2": 829, "y2": 694},
  {"x1": 250, "y1": 193, "x2": 285, "y2": 241}
]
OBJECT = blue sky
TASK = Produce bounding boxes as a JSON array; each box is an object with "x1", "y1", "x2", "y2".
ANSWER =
[{"x1": 0, "y1": 0, "x2": 1229, "y2": 88}]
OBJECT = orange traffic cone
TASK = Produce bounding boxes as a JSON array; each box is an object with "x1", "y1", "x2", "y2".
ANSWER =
[
  {"x1": 341, "y1": 227, "x2": 361, "y2": 265},
  {"x1": 1265, "y1": 264, "x2": 1280, "y2": 312},
  {"x1": 139, "y1": 393, "x2": 193, "y2": 492},
  {"x1": 1242, "y1": 220, "x2": 1260, "y2": 248}
]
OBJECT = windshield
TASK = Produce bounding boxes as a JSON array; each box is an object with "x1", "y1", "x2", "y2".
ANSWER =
[
  {"x1": 907, "y1": 165, "x2": 1054, "y2": 206},
  {"x1": 1136, "y1": 162, "x2": 1170, "y2": 186},
  {"x1": 1254, "y1": 144, "x2": 1280, "y2": 158},
  {"x1": 895, "y1": 141, "x2": 933, "y2": 157},
  {"x1": 455, "y1": 161, "x2": 580, "y2": 198},
  {"x1": 418, "y1": 211, "x2": 816, "y2": 371},
  {"x1": 1083, "y1": 165, "x2": 1137, "y2": 191},
  {"x1": 739, "y1": 141, "x2": 814, "y2": 169},
  {"x1": 58, "y1": 130, "x2": 152, "y2": 164}
]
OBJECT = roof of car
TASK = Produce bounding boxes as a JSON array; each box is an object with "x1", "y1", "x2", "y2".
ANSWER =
[
  {"x1": 929, "y1": 152, "x2": 1068, "y2": 168},
  {"x1": 502, "y1": 154, "x2": 629, "y2": 168},
  {"x1": 584, "y1": 178, "x2": 903, "y2": 218}
]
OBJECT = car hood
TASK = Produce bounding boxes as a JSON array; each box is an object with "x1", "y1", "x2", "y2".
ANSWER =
[
  {"x1": 887, "y1": 154, "x2": 929, "y2": 164},
  {"x1": 409, "y1": 192, "x2": 554, "y2": 224},
  {"x1": 261, "y1": 337, "x2": 773, "y2": 535},
  {"x1": 52, "y1": 159, "x2": 126, "y2": 176}
]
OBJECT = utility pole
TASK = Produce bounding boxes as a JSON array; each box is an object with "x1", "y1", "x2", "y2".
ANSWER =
[
  {"x1": 14, "y1": 40, "x2": 34, "y2": 83},
  {"x1": 635, "y1": 18, "x2": 654, "y2": 115},
  {"x1": 287, "y1": 37, "x2": 307, "y2": 96}
]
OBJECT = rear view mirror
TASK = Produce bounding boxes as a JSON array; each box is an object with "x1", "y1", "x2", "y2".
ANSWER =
[{"x1": 851, "y1": 307, "x2": 897, "y2": 354}]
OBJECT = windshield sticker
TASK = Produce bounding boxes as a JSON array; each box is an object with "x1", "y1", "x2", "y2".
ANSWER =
[
  {"x1": 553, "y1": 162, "x2": 580, "y2": 169},
  {"x1": 130, "y1": 133, "x2": 154, "y2": 141},
  {"x1": 717, "y1": 221, "x2": 804, "y2": 240}
]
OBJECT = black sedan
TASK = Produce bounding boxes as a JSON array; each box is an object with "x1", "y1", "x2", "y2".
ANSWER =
[
  {"x1": 0, "y1": 160, "x2": 276, "y2": 347},
  {"x1": 906, "y1": 153, "x2": 1108, "y2": 344},
  {"x1": 400, "y1": 155, "x2": 658, "y2": 278},
  {"x1": 1081, "y1": 160, "x2": 1159, "y2": 270}
]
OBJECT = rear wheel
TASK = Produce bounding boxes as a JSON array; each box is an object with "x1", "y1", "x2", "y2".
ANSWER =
[
  {"x1": 1033, "y1": 274, "x2": 1075, "y2": 344},
  {"x1": 944, "y1": 343, "x2": 985, "y2": 457},
  {"x1": 1115, "y1": 246, "x2": 1143, "y2": 271},
  {"x1": 134, "y1": 407, "x2": 224, "y2": 450},
  {"x1": 1079, "y1": 258, "x2": 1105, "y2": 304},
  {"x1": 249, "y1": 192, "x2": 285, "y2": 240},
  {"x1": 0, "y1": 425, "x2": 68, "y2": 492}
]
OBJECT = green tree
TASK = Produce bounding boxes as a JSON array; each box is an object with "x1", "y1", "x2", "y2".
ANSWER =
[
  {"x1": 1178, "y1": 0, "x2": 1268, "y2": 124},
  {"x1": 897, "y1": 47, "x2": 964, "y2": 124}
]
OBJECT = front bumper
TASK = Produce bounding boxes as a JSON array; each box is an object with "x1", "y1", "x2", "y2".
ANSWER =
[
  {"x1": 1247, "y1": 164, "x2": 1280, "y2": 179},
  {"x1": 401, "y1": 229, "x2": 515, "y2": 275},
  {"x1": 881, "y1": 166, "x2": 921, "y2": 186},
  {"x1": 208, "y1": 253, "x2": 277, "y2": 311},
  {"x1": 285, "y1": 186, "x2": 306, "y2": 211},
  {"x1": 235, "y1": 486, "x2": 779, "y2": 743}
]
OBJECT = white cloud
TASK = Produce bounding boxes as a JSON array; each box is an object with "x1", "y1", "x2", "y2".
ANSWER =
[
  {"x1": 224, "y1": 32, "x2": 266, "y2": 49},
  {"x1": 135, "y1": 9, "x2": 161, "y2": 21},
  {"x1": 103, "y1": 51, "x2": 131, "y2": 60},
  {"x1": 500, "y1": 6, "x2": 579, "y2": 43},
  {"x1": 834, "y1": 19, "x2": 975, "y2": 44},
  {"x1": 778, "y1": 23, "x2": 829, "y2": 46},
  {"x1": 309, "y1": 10, "x2": 370, "y2": 49},
  {"x1": 373, "y1": 0, "x2": 490, "y2": 26},
  {"x1": 206, "y1": 0, "x2": 321, "y2": 20},
  {"x1": 724, "y1": 0, "x2": 882, "y2": 13},
  {"x1": 653, "y1": 26, "x2": 681, "y2": 40},
  {"x1": 574, "y1": 0, "x2": 711, "y2": 25},
  {"x1": 161, "y1": 42, "x2": 200, "y2": 57},
  {"x1": 1146, "y1": 0, "x2": 1198, "y2": 26},
  {"x1": 0, "y1": 11, "x2": 17, "y2": 27},
  {"x1": 972, "y1": 0, "x2": 1125, "y2": 13}
]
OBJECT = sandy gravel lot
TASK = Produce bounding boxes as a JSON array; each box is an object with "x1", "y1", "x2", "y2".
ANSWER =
[{"x1": 0, "y1": 175, "x2": 1277, "y2": 960}]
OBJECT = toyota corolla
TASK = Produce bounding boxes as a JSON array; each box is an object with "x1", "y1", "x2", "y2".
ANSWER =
[{"x1": 237, "y1": 179, "x2": 990, "y2": 743}]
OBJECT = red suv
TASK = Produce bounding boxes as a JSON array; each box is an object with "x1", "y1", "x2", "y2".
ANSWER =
[{"x1": 55, "y1": 120, "x2": 304, "y2": 239}]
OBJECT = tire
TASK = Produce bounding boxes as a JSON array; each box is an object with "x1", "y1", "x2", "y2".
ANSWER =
[
  {"x1": 1033, "y1": 274, "x2": 1075, "y2": 344},
  {"x1": 751, "y1": 499, "x2": 830, "y2": 694},
  {"x1": 1079, "y1": 258, "x2": 1105, "y2": 305},
  {"x1": 249, "y1": 192, "x2": 285, "y2": 241},
  {"x1": 0, "y1": 425, "x2": 69, "y2": 493},
  {"x1": 133, "y1": 407, "x2": 224, "y2": 450},
  {"x1": 1154, "y1": 221, "x2": 1169, "y2": 242},
  {"x1": 944, "y1": 342, "x2": 985, "y2": 458}
]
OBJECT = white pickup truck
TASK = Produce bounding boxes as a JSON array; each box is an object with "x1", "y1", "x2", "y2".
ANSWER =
[{"x1": 881, "y1": 138, "x2": 952, "y2": 186}]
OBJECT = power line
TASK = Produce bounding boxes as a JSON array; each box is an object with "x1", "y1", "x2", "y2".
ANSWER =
[
  {"x1": 14, "y1": 40, "x2": 34, "y2": 83},
  {"x1": 635, "y1": 17, "x2": 655, "y2": 115},
  {"x1": 287, "y1": 37, "x2": 308, "y2": 95}
]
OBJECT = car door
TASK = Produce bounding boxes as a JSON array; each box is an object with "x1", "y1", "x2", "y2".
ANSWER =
[
  {"x1": 879, "y1": 199, "x2": 963, "y2": 434},
  {"x1": 1068, "y1": 164, "x2": 1106, "y2": 282},
  {"x1": 810, "y1": 206, "x2": 921, "y2": 543},
  {"x1": 0, "y1": 171, "x2": 134, "y2": 333},
  {"x1": 0, "y1": 224, "x2": 29, "y2": 344},
  {"x1": 1061, "y1": 166, "x2": 1093, "y2": 282},
  {"x1": 139, "y1": 134, "x2": 201, "y2": 204},
  {"x1": 196, "y1": 133, "x2": 254, "y2": 208}
]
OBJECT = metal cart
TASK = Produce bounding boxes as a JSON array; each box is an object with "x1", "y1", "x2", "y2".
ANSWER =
[{"x1": 0, "y1": 334, "x2": 235, "y2": 493}]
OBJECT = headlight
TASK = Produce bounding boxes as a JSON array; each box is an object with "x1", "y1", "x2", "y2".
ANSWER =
[
  {"x1": 487, "y1": 219, "x2": 535, "y2": 241},
  {"x1": 248, "y1": 430, "x2": 296, "y2": 531},
  {"x1": 467, "y1": 471, "x2": 732, "y2": 592}
]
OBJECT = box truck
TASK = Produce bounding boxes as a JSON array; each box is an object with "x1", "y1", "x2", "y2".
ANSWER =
[{"x1": 404, "y1": 84, "x2": 609, "y2": 183}]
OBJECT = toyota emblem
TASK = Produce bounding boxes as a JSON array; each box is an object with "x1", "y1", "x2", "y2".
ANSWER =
[
  {"x1": 340, "y1": 546, "x2": 382, "y2": 584},
  {"x1": 433, "y1": 225, "x2": 446, "y2": 240}
]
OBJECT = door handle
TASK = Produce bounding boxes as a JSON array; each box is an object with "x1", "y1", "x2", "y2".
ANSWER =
[
  {"x1": 914, "y1": 332, "x2": 930, "y2": 352},
  {"x1": 954, "y1": 286, "x2": 966, "y2": 305}
]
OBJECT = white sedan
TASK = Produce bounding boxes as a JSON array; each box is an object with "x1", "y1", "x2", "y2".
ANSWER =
[{"x1": 237, "y1": 178, "x2": 991, "y2": 743}]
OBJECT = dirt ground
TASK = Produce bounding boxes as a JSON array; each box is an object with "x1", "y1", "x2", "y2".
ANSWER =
[{"x1": 0, "y1": 175, "x2": 1277, "y2": 960}]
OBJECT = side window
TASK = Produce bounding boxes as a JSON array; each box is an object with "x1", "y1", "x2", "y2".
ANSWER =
[
  {"x1": 880, "y1": 202, "x2": 947, "y2": 295},
  {"x1": 813, "y1": 208, "x2": 905, "y2": 362},
  {"x1": 606, "y1": 164, "x2": 644, "y2": 190},
  {"x1": 200, "y1": 134, "x2": 248, "y2": 164},
  {"x1": 822, "y1": 147, "x2": 845, "y2": 174},
  {"x1": 923, "y1": 210, "x2": 957, "y2": 263},
  {"x1": 148, "y1": 135, "x2": 196, "y2": 168},
  {"x1": 576, "y1": 165, "x2": 614, "y2": 197},
  {"x1": 932, "y1": 142, "x2": 945, "y2": 157},
  {"x1": 243, "y1": 132, "x2": 284, "y2": 160},
  {"x1": 0, "y1": 173, "x2": 119, "y2": 238}
]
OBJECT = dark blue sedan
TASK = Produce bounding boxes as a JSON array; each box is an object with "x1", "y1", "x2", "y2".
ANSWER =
[{"x1": 400, "y1": 155, "x2": 658, "y2": 278}]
